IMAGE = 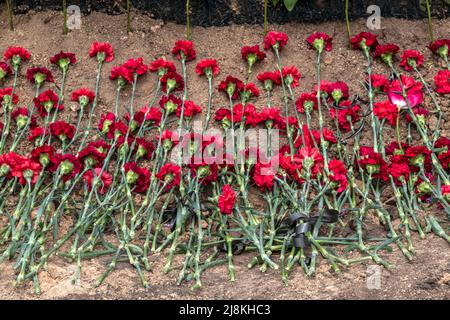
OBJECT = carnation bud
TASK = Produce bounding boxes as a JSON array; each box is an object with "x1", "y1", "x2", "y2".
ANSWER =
[
  {"x1": 12, "y1": 55, "x2": 22, "y2": 67},
  {"x1": 126, "y1": 170, "x2": 138, "y2": 185},
  {"x1": 164, "y1": 101, "x2": 177, "y2": 114},
  {"x1": 136, "y1": 145, "x2": 147, "y2": 159},
  {"x1": 157, "y1": 68, "x2": 167, "y2": 78},
  {"x1": 331, "y1": 90, "x2": 343, "y2": 103},
  {"x1": 417, "y1": 181, "x2": 433, "y2": 193},
  {"x1": 0, "y1": 164, "x2": 10, "y2": 177},
  {"x1": 302, "y1": 157, "x2": 314, "y2": 171},
  {"x1": 366, "y1": 164, "x2": 380, "y2": 174},
  {"x1": 102, "y1": 120, "x2": 113, "y2": 134},
  {"x1": 43, "y1": 101, "x2": 54, "y2": 113},
  {"x1": 163, "y1": 139, "x2": 174, "y2": 151},
  {"x1": 265, "y1": 120, "x2": 274, "y2": 130},
  {"x1": 130, "y1": 120, "x2": 138, "y2": 132},
  {"x1": 416, "y1": 114, "x2": 426, "y2": 127},
  {"x1": 407, "y1": 58, "x2": 417, "y2": 69},
  {"x1": 247, "y1": 54, "x2": 257, "y2": 68},
  {"x1": 39, "y1": 153, "x2": 50, "y2": 167},
  {"x1": 23, "y1": 169, "x2": 34, "y2": 182},
  {"x1": 34, "y1": 72, "x2": 46, "y2": 86},
  {"x1": 264, "y1": 80, "x2": 273, "y2": 92},
  {"x1": 57, "y1": 58, "x2": 70, "y2": 72},
  {"x1": 197, "y1": 166, "x2": 210, "y2": 179},
  {"x1": 304, "y1": 101, "x2": 314, "y2": 113},
  {"x1": 60, "y1": 160, "x2": 74, "y2": 175},
  {"x1": 119, "y1": 142, "x2": 129, "y2": 158},
  {"x1": 226, "y1": 83, "x2": 236, "y2": 98},
  {"x1": 221, "y1": 118, "x2": 231, "y2": 130},
  {"x1": 166, "y1": 78, "x2": 177, "y2": 93},
  {"x1": 84, "y1": 156, "x2": 97, "y2": 168},
  {"x1": 164, "y1": 173, "x2": 174, "y2": 184},
  {"x1": 0, "y1": 70, "x2": 5, "y2": 80},
  {"x1": 437, "y1": 45, "x2": 449, "y2": 60},
  {"x1": 78, "y1": 95, "x2": 89, "y2": 108},
  {"x1": 410, "y1": 154, "x2": 425, "y2": 167},
  {"x1": 96, "y1": 52, "x2": 106, "y2": 63},
  {"x1": 313, "y1": 39, "x2": 325, "y2": 53},
  {"x1": 16, "y1": 115, "x2": 28, "y2": 129},
  {"x1": 284, "y1": 75, "x2": 293, "y2": 87},
  {"x1": 381, "y1": 53, "x2": 393, "y2": 65},
  {"x1": 58, "y1": 134, "x2": 67, "y2": 142}
]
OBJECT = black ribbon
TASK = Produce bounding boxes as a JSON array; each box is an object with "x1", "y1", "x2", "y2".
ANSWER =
[{"x1": 288, "y1": 208, "x2": 340, "y2": 251}]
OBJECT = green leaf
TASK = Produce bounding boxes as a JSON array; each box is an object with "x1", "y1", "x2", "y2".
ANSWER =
[
  {"x1": 419, "y1": 0, "x2": 426, "y2": 12},
  {"x1": 283, "y1": 0, "x2": 298, "y2": 12},
  {"x1": 272, "y1": 0, "x2": 280, "y2": 6},
  {"x1": 444, "y1": 0, "x2": 450, "y2": 5}
]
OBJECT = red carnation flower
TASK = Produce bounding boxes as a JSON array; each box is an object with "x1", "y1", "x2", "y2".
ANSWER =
[
  {"x1": 132, "y1": 137, "x2": 154, "y2": 160},
  {"x1": 241, "y1": 45, "x2": 266, "y2": 66},
  {"x1": 126, "y1": 106, "x2": 162, "y2": 129},
  {"x1": 278, "y1": 66, "x2": 301, "y2": 88},
  {"x1": 89, "y1": 42, "x2": 114, "y2": 63},
  {"x1": 428, "y1": 39, "x2": 450, "y2": 59},
  {"x1": 71, "y1": 88, "x2": 95, "y2": 107},
  {"x1": 0, "y1": 62, "x2": 12, "y2": 80},
  {"x1": 33, "y1": 89, "x2": 63, "y2": 117},
  {"x1": 258, "y1": 108, "x2": 282, "y2": 129},
  {"x1": 58, "y1": 154, "x2": 81, "y2": 181},
  {"x1": 160, "y1": 71, "x2": 184, "y2": 93},
  {"x1": 83, "y1": 168, "x2": 112, "y2": 194},
  {"x1": 172, "y1": 40, "x2": 196, "y2": 61},
  {"x1": 11, "y1": 107, "x2": 37, "y2": 129},
  {"x1": 98, "y1": 112, "x2": 116, "y2": 134},
  {"x1": 123, "y1": 57, "x2": 148, "y2": 76},
  {"x1": 190, "y1": 163, "x2": 218, "y2": 185},
  {"x1": 215, "y1": 103, "x2": 259, "y2": 127},
  {"x1": 159, "y1": 130, "x2": 179, "y2": 151},
  {"x1": 241, "y1": 82, "x2": 260, "y2": 101},
  {"x1": 370, "y1": 74, "x2": 390, "y2": 93},
  {"x1": 156, "y1": 163, "x2": 181, "y2": 190},
  {"x1": 107, "y1": 120, "x2": 129, "y2": 140},
  {"x1": 257, "y1": 71, "x2": 281, "y2": 91},
  {"x1": 373, "y1": 100, "x2": 399, "y2": 125},
  {"x1": 358, "y1": 147, "x2": 388, "y2": 180},
  {"x1": 263, "y1": 31, "x2": 288, "y2": 51},
  {"x1": 311, "y1": 127, "x2": 337, "y2": 145},
  {"x1": 374, "y1": 43, "x2": 400, "y2": 64},
  {"x1": 49, "y1": 121, "x2": 76, "y2": 142},
  {"x1": 434, "y1": 70, "x2": 450, "y2": 94},
  {"x1": 28, "y1": 127, "x2": 47, "y2": 142},
  {"x1": 329, "y1": 100, "x2": 360, "y2": 132},
  {"x1": 400, "y1": 50, "x2": 424, "y2": 71},
  {"x1": 124, "y1": 162, "x2": 151, "y2": 193},
  {"x1": 78, "y1": 140, "x2": 110, "y2": 168},
  {"x1": 0, "y1": 87, "x2": 19, "y2": 105},
  {"x1": 9, "y1": 154, "x2": 42, "y2": 185},
  {"x1": 31, "y1": 145, "x2": 59, "y2": 171},
  {"x1": 253, "y1": 161, "x2": 276, "y2": 190},
  {"x1": 218, "y1": 184, "x2": 236, "y2": 215},
  {"x1": 326, "y1": 81, "x2": 349, "y2": 103},
  {"x1": 404, "y1": 146, "x2": 431, "y2": 167},
  {"x1": 296, "y1": 92, "x2": 317, "y2": 113},
  {"x1": 388, "y1": 75, "x2": 423, "y2": 108},
  {"x1": 50, "y1": 51, "x2": 77, "y2": 70},
  {"x1": 297, "y1": 146, "x2": 324, "y2": 177},
  {"x1": 159, "y1": 94, "x2": 181, "y2": 115},
  {"x1": 404, "y1": 106, "x2": 429, "y2": 123},
  {"x1": 0, "y1": 152, "x2": 17, "y2": 179},
  {"x1": 26, "y1": 67, "x2": 54, "y2": 85},
  {"x1": 176, "y1": 100, "x2": 202, "y2": 118},
  {"x1": 328, "y1": 159, "x2": 348, "y2": 193},
  {"x1": 195, "y1": 59, "x2": 220, "y2": 78},
  {"x1": 385, "y1": 141, "x2": 409, "y2": 156},
  {"x1": 149, "y1": 58, "x2": 176, "y2": 76},
  {"x1": 350, "y1": 32, "x2": 378, "y2": 51},
  {"x1": 110, "y1": 65, "x2": 134, "y2": 85},
  {"x1": 388, "y1": 162, "x2": 410, "y2": 185},
  {"x1": 218, "y1": 76, "x2": 244, "y2": 100},
  {"x1": 4, "y1": 47, "x2": 31, "y2": 66},
  {"x1": 306, "y1": 32, "x2": 333, "y2": 52}
]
